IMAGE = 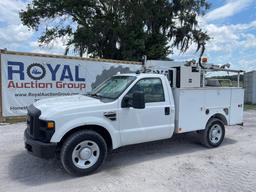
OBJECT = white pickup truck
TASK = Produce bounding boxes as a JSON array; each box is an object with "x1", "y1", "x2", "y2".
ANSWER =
[{"x1": 24, "y1": 72, "x2": 244, "y2": 176}]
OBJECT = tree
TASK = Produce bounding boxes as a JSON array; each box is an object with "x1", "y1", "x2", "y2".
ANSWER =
[{"x1": 20, "y1": 0, "x2": 210, "y2": 61}]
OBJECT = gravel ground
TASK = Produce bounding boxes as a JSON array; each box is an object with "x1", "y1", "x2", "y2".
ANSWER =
[{"x1": 0, "y1": 110, "x2": 255, "y2": 192}]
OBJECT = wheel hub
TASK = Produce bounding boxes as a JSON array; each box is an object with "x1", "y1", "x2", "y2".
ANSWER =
[
  {"x1": 79, "y1": 148, "x2": 92, "y2": 160},
  {"x1": 212, "y1": 129, "x2": 219, "y2": 137},
  {"x1": 72, "y1": 140, "x2": 100, "y2": 169},
  {"x1": 209, "y1": 124, "x2": 222, "y2": 144}
]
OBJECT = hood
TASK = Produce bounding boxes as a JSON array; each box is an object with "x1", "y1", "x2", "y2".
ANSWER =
[{"x1": 33, "y1": 95, "x2": 103, "y2": 119}]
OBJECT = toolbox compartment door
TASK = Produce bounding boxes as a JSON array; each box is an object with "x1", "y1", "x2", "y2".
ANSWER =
[{"x1": 229, "y1": 88, "x2": 244, "y2": 125}]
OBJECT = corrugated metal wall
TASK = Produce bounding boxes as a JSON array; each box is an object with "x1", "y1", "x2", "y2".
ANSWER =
[{"x1": 244, "y1": 71, "x2": 256, "y2": 104}]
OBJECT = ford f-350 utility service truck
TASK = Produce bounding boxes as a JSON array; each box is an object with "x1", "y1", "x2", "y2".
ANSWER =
[{"x1": 24, "y1": 62, "x2": 244, "y2": 176}]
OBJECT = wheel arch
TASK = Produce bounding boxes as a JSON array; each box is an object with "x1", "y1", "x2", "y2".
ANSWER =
[
  {"x1": 208, "y1": 113, "x2": 228, "y2": 125},
  {"x1": 58, "y1": 125, "x2": 113, "y2": 152}
]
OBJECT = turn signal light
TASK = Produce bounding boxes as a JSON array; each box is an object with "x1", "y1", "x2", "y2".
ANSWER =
[{"x1": 47, "y1": 121, "x2": 55, "y2": 129}]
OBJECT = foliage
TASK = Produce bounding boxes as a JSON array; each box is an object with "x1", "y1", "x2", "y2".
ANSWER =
[
  {"x1": 244, "y1": 104, "x2": 256, "y2": 111},
  {"x1": 20, "y1": 0, "x2": 210, "y2": 60}
]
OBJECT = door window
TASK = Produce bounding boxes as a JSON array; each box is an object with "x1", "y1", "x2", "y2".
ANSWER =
[{"x1": 127, "y1": 78, "x2": 165, "y2": 103}]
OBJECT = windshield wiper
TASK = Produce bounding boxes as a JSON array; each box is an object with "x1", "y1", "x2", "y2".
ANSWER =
[
  {"x1": 86, "y1": 93, "x2": 114, "y2": 100},
  {"x1": 86, "y1": 93, "x2": 99, "y2": 98}
]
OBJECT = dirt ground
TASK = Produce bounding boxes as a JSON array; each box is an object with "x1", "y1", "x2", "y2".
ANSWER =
[{"x1": 0, "y1": 110, "x2": 255, "y2": 192}]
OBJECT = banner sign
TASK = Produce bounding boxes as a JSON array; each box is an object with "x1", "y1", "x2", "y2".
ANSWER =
[{"x1": 1, "y1": 53, "x2": 141, "y2": 116}]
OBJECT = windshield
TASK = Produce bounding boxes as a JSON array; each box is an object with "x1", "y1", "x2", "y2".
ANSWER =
[{"x1": 91, "y1": 76, "x2": 136, "y2": 100}]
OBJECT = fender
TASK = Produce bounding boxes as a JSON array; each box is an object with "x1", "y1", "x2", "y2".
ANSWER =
[
  {"x1": 204, "y1": 108, "x2": 229, "y2": 128},
  {"x1": 208, "y1": 113, "x2": 228, "y2": 125},
  {"x1": 50, "y1": 116, "x2": 121, "y2": 149}
]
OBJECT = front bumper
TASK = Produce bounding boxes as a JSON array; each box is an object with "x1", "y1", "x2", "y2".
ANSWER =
[{"x1": 24, "y1": 129, "x2": 57, "y2": 159}]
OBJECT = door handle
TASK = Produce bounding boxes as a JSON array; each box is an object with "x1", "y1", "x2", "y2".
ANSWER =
[{"x1": 165, "y1": 107, "x2": 170, "y2": 115}]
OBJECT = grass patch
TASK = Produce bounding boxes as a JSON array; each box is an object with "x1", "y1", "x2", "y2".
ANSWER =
[
  {"x1": 244, "y1": 104, "x2": 256, "y2": 111},
  {"x1": 4, "y1": 116, "x2": 26, "y2": 124}
]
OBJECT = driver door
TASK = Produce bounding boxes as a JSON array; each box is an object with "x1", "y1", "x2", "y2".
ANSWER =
[{"x1": 118, "y1": 77, "x2": 174, "y2": 146}]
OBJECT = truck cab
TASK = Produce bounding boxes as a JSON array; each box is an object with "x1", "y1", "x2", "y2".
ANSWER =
[{"x1": 24, "y1": 72, "x2": 244, "y2": 176}]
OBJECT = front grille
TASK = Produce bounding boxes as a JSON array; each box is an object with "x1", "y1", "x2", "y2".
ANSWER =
[
  {"x1": 27, "y1": 105, "x2": 41, "y2": 139},
  {"x1": 26, "y1": 104, "x2": 54, "y2": 142},
  {"x1": 27, "y1": 114, "x2": 34, "y2": 135}
]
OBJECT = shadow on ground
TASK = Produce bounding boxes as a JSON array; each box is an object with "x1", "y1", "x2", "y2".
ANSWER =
[
  {"x1": 104, "y1": 133, "x2": 236, "y2": 171},
  {"x1": 8, "y1": 133, "x2": 236, "y2": 186}
]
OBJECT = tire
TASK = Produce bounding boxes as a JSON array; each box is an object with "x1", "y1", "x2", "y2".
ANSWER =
[
  {"x1": 60, "y1": 130, "x2": 107, "y2": 176},
  {"x1": 201, "y1": 118, "x2": 225, "y2": 148}
]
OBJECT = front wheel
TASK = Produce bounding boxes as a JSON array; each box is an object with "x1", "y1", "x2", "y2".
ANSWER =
[
  {"x1": 201, "y1": 118, "x2": 225, "y2": 148},
  {"x1": 60, "y1": 130, "x2": 107, "y2": 176}
]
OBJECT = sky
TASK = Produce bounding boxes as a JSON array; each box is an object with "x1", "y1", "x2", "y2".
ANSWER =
[{"x1": 0, "y1": 0, "x2": 256, "y2": 72}]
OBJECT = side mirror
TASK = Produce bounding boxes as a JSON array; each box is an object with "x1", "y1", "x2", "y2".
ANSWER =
[{"x1": 122, "y1": 91, "x2": 145, "y2": 109}]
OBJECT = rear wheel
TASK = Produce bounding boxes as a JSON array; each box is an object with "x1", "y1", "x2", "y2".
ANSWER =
[
  {"x1": 201, "y1": 118, "x2": 225, "y2": 148},
  {"x1": 60, "y1": 130, "x2": 107, "y2": 176}
]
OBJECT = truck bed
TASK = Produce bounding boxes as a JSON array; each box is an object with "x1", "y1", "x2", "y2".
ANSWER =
[{"x1": 173, "y1": 87, "x2": 244, "y2": 133}]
